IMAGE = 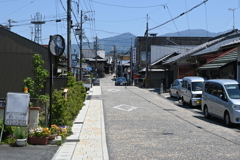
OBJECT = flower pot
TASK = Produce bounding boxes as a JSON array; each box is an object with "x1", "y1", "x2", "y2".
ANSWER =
[
  {"x1": 49, "y1": 133, "x2": 57, "y2": 140},
  {"x1": 16, "y1": 139, "x2": 26, "y2": 146},
  {"x1": 28, "y1": 137, "x2": 49, "y2": 145}
]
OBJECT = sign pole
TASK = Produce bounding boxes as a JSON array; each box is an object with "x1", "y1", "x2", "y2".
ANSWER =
[
  {"x1": 48, "y1": 34, "x2": 65, "y2": 128},
  {"x1": 0, "y1": 124, "x2": 4, "y2": 143},
  {"x1": 48, "y1": 35, "x2": 53, "y2": 128}
]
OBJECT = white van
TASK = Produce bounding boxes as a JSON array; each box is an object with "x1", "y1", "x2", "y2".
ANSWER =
[
  {"x1": 180, "y1": 76, "x2": 204, "y2": 107},
  {"x1": 202, "y1": 79, "x2": 240, "y2": 126}
]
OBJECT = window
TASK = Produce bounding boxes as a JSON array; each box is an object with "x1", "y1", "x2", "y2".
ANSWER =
[
  {"x1": 187, "y1": 82, "x2": 191, "y2": 90},
  {"x1": 192, "y1": 82, "x2": 203, "y2": 91},
  {"x1": 215, "y1": 84, "x2": 227, "y2": 101},
  {"x1": 225, "y1": 84, "x2": 240, "y2": 99},
  {"x1": 141, "y1": 52, "x2": 146, "y2": 61},
  {"x1": 182, "y1": 80, "x2": 187, "y2": 88},
  {"x1": 205, "y1": 82, "x2": 210, "y2": 93}
]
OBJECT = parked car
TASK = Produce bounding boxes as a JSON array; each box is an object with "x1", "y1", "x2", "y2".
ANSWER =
[
  {"x1": 115, "y1": 77, "x2": 127, "y2": 86},
  {"x1": 202, "y1": 79, "x2": 240, "y2": 127},
  {"x1": 169, "y1": 79, "x2": 182, "y2": 99},
  {"x1": 58, "y1": 74, "x2": 67, "y2": 78},
  {"x1": 180, "y1": 76, "x2": 204, "y2": 107},
  {"x1": 92, "y1": 78, "x2": 100, "y2": 86}
]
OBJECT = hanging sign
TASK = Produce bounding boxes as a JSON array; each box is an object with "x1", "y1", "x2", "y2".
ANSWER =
[{"x1": 132, "y1": 47, "x2": 136, "y2": 63}]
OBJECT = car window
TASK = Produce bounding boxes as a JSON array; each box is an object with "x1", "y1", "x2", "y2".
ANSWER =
[
  {"x1": 182, "y1": 80, "x2": 187, "y2": 88},
  {"x1": 187, "y1": 82, "x2": 191, "y2": 91},
  {"x1": 117, "y1": 77, "x2": 126, "y2": 81},
  {"x1": 225, "y1": 84, "x2": 240, "y2": 99},
  {"x1": 192, "y1": 82, "x2": 203, "y2": 91},
  {"x1": 205, "y1": 82, "x2": 210, "y2": 93}
]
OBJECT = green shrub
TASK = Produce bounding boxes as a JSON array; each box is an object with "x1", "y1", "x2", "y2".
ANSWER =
[
  {"x1": 0, "y1": 119, "x2": 15, "y2": 144},
  {"x1": 51, "y1": 75, "x2": 86, "y2": 126},
  {"x1": 13, "y1": 127, "x2": 27, "y2": 139}
]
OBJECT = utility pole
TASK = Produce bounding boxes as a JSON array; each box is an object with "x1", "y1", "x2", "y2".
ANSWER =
[
  {"x1": 79, "y1": 10, "x2": 83, "y2": 80},
  {"x1": 113, "y1": 45, "x2": 117, "y2": 74},
  {"x1": 94, "y1": 36, "x2": 98, "y2": 75},
  {"x1": 67, "y1": 0, "x2": 72, "y2": 72},
  {"x1": 130, "y1": 38, "x2": 133, "y2": 85},
  {"x1": 145, "y1": 14, "x2": 149, "y2": 87}
]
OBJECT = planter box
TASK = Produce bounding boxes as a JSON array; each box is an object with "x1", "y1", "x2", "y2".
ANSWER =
[{"x1": 28, "y1": 137, "x2": 49, "y2": 145}]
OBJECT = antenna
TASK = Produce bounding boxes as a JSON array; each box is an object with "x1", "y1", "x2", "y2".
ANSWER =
[
  {"x1": 228, "y1": 8, "x2": 238, "y2": 29},
  {"x1": 31, "y1": 12, "x2": 45, "y2": 44}
]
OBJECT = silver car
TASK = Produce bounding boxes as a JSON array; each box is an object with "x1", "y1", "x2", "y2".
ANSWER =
[
  {"x1": 169, "y1": 79, "x2": 182, "y2": 99},
  {"x1": 202, "y1": 79, "x2": 240, "y2": 127}
]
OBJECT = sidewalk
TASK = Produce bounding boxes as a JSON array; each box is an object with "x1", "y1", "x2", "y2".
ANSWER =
[{"x1": 52, "y1": 86, "x2": 109, "y2": 160}]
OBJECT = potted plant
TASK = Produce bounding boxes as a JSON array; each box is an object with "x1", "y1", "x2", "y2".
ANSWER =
[
  {"x1": 13, "y1": 127, "x2": 27, "y2": 146},
  {"x1": 28, "y1": 126, "x2": 50, "y2": 145},
  {"x1": 49, "y1": 125, "x2": 59, "y2": 140}
]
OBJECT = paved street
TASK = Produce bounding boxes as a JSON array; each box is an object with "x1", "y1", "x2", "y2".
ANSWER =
[{"x1": 95, "y1": 75, "x2": 240, "y2": 160}]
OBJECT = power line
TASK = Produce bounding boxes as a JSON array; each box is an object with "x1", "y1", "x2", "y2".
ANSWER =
[
  {"x1": 166, "y1": 5, "x2": 180, "y2": 37},
  {"x1": 149, "y1": 0, "x2": 208, "y2": 31},
  {"x1": 91, "y1": 0, "x2": 166, "y2": 9},
  {"x1": 0, "y1": 0, "x2": 36, "y2": 21}
]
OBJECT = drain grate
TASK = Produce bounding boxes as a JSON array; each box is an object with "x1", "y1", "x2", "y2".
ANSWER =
[
  {"x1": 162, "y1": 133, "x2": 174, "y2": 135},
  {"x1": 163, "y1": 109, "x2": 176, "y2": 111},
  {"x1": 86, "y1": 95, "x2": 91, "y2": 100},
  {"x1": 74, "y1": 122, "x2": 83, "y2": 124}
]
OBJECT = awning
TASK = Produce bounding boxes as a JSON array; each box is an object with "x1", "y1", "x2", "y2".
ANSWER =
[{"x1": 198, "y1": 49, "x2": 237, "y2": 70}]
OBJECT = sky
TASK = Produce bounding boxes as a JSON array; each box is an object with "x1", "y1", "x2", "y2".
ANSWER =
[{"x1": 0, "y1": 0, "x2": 240, "y2": 45}]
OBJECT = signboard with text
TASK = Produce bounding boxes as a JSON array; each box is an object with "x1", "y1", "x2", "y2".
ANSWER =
[
  {"x1": 4, "y1": 92, "x2": 30, "y2": 126},
  {"x1": 132, "y1": 47, "x2": 136, "y2": 63}
]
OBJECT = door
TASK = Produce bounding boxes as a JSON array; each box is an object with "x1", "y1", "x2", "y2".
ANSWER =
[{"x1": 211, "y1": 83, "x2": 228, "y2": 118}]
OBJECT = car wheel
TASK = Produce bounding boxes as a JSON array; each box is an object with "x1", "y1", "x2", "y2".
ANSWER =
[
  {"x1": 169, "y1": 91, "x2": 173, "y2": 97},
  {"x1": 204, "y1": 105, "x2": 211, "y2": 118},
  {"x1": 182, "y1": 97, "x2": 185, "y2": 105},
  {"x1": 189, "y1": 100, "x2": 193, "y2": 108},
  {"x1": 224, "y1": 112, "x2": 232, "y2": 127},
  {"x1": 176, "y1": 92, "x2": 180, "y2": 100}
]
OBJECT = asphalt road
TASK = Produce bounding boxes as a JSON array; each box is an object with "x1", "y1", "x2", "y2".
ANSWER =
[
  {"x1": 0, "y1": 144, "x2": 59, "y2": 160},
  {"x1": 97, "y1": 75, "x2": 240, "y2": 160}
]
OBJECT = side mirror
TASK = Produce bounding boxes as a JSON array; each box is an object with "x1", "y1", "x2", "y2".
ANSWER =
[{"x1": 219, "y1": 94, "x2": 223, "y2": 99}]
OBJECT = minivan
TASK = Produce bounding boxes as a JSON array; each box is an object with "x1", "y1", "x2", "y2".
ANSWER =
[
  {"x1": 180, "y1": 76, "x2": 204, "y2": 107},
  {"x1": 202, "y1": 79, "x2": 240, "y2": 126}
]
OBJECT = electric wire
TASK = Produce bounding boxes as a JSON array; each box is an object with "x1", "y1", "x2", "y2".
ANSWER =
[
  {"x1": 0, "y1": 0, "x2": 36, "y2": 21},
  {"x1": 91, "y1": 0, "x2": 166, "y2": 9},
  {"x1": 204, "y1": 3, "x2": 209, "y2": 37},
  {"x1": 185, "y1": 0, "x2": 191, "y2": 37},
  {"x1": 166, "y1": 5, "x2": 180, "y2": 37},
  {"x1": 149, "y1": 0, "x2": 208, "y2": 31}
]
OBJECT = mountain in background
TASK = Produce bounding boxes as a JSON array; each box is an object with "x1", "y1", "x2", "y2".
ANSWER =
[
  {"x1": 160, "y1": 29, "x2": 232, "y2": 37},
  {"x1": 71, "y1": 29, "x2": 233, "y2": 55},
  {"x1": 72, "y1": 32, "x2": 136, "y2": 55}
]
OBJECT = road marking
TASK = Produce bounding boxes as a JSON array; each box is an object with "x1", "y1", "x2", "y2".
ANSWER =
[
  {"x1": 107, "y1": 89, "x2": 120, "y2": 92},
  {"x1": 113, "y1": 104, "x2": 138, "y2": 112}
]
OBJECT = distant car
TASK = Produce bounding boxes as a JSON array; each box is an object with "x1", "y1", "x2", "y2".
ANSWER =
[
  {"x1": 169, "y1": 79, "x2": 182, "y2": 99},
  {"x1": 115, "y1": 77, "x2": 127, "y2": 86},
  {"x1": 58, "y1": 74, "x2": 67, "y2": 78},
  {"x1": 92, "y1": 78, "x2": 100, "y2": 86}
]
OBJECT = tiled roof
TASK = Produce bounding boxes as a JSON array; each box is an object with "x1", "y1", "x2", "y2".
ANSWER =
[{"x1": 164, "y1": 37, "x2": 224, "y2": 64}]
